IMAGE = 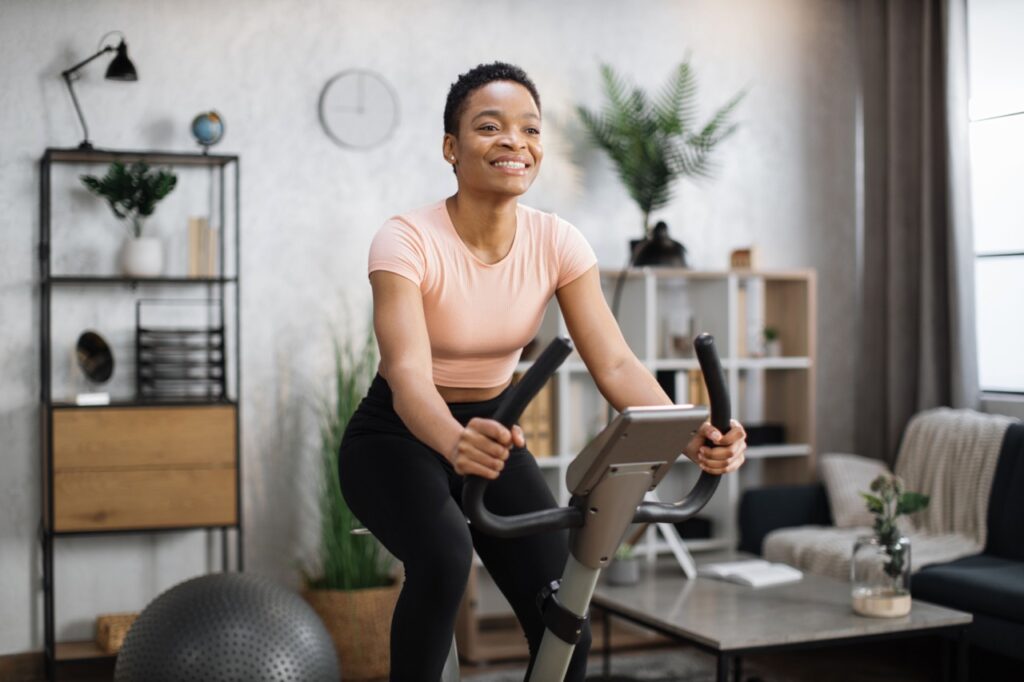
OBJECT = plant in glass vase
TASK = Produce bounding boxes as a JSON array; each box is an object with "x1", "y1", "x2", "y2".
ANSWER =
[
  {"x1": 81, "y1": 161, "x2": 177, "y2": 277},
  {"x1": 851, "y1": 474, "x2": 930, "y2": 617}
]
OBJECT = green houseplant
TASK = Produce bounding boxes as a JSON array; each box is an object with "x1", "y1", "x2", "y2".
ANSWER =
[
  {"x1": 851, "y1": 474, "x2": 930, "y2": 617},
  {"x1": 606, "y1": 543, "x2": 640, "y2": 586},
  {"x1": 577, "y1": 61, "x2": 744, "y2": 255},
  {"x1": 762, "y1": 326, "x2": 781, "y2": 357},
  {"x1": 80, "y1": 161, "x2": 177, "y2": 276},
  {"x1": 81, "y1": 161, "x2": 177, "y2": 238},
  {"x1": 302, "y1": 327, "x2": 398, "y2": 679}
]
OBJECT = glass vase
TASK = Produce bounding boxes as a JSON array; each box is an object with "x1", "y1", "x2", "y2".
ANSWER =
[{"x1": 851, "y1": 535, "x2": 912, "y2": 618}]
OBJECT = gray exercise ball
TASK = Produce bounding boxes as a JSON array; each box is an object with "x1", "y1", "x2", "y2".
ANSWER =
[{"x1": 115, "y1": 573, "x2": 339, "y2": 682}]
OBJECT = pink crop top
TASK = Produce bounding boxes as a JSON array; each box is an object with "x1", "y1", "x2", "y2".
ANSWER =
[{"x1": 368, "y1": 200, "x2": 597, "y2": 388}]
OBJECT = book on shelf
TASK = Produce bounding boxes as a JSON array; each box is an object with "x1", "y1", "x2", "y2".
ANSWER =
[
  {"x1": 698, "y1": 559, "x2": 802, "y2": 588},
  {"x1": 188, "y1": 217, "x2": 219, "y2": 277}
]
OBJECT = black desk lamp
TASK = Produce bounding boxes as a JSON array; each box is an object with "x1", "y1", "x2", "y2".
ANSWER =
[{"x1": 61, "y1": 32, "x2": 138, "y2": 149}]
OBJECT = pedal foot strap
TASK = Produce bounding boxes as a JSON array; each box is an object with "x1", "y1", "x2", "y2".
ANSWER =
[{"x1": 536, "y1": 580, "x2": 588, "y2": 644}]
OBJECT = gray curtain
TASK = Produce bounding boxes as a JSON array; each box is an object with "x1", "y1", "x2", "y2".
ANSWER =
[{"x1": 856, "y1": 0, "x2": 979, "y2": 465}]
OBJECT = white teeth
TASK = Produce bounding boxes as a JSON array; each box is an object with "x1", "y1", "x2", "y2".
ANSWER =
[{"x1": 493, "y1": 161, "x2": 526, "y2": 169}]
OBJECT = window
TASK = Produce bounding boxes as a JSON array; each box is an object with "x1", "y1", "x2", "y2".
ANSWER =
[{"x1": 968, "y1": 0, "x2": 1024, "y2": 393}]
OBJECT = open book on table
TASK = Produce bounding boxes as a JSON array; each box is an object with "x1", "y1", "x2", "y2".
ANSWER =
[{"x1": 698, "y1": 559, "x2": 803, "y2": 588}]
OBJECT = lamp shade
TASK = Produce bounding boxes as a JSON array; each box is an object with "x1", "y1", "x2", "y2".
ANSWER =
[{"x1": 105, "y1": 40, "x2": 137, "y2": 81}]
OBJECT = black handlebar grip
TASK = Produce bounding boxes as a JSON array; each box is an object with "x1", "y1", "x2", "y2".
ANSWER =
[
  {"x1": 633, "y1": 333, "x2": 729, "y2": 525},
  {"x1": 463, "y1": 338, "x2": 582, "y2": 538},
  {"x1": 694, "y1": 332, "x2": 731, "y2": 436}
]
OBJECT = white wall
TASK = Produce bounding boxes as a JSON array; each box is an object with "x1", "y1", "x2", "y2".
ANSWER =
[{"x1": 0, "y1": 0, "x2": 859, "y2": 653}]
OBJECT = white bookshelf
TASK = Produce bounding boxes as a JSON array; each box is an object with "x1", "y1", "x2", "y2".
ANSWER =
[
  {"x1": 458, "y1": 268, "x2": 817, "y2": 658},
  {"x1": 519, "y1": 267, "x2": 818, "y2": 556}
]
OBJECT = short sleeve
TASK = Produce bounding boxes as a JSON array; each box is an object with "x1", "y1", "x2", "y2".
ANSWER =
[
  {"x1": 368, "y1": 218, "x2": 426, "y2": 287},
  {"x1": 555, "y1": 218, "x2": 598, "y2": 288}
]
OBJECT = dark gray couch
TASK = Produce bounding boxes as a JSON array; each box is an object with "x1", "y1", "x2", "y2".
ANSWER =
[{"x1": 738, "y1": 422, "x2": 1024, "y2": 660}]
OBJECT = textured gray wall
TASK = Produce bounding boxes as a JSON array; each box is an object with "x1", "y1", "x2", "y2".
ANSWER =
[{"x1": 0, "y1": 0, "x2": 858, "y2": 653}]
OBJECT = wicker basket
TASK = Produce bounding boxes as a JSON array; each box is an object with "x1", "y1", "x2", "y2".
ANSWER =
[
  {"x1": 303, "y1": 581, "x2": 401, "y2": 680},
  {"x1": 96, "y1": 612, "x2": 138, "y2": 654}
]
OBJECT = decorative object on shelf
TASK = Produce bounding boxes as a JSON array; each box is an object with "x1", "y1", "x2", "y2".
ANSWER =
[
  {"x1": 631, "y1": 221, "x2": 688, "y2": 267},
  {"x1": 302, "y1": 327, "x2": 397, "y2": 679},
  {"x1": 605, "y1": 543, "x2": 640, "y2": 586},
  {"x1": 851, "y1": 474, "x2": 930, "y2": 618},
  {"x1": 513, "y1": 371, "x2": 555, "y2": 457},
  {"x1": 662, "y1": 309, "x2": 697, "y2": 359},
  {"x1": 74, "y1": 330, "x2": 113, "y2": 405},
  {"x1": 60, "y1": 31, "x2": 138, "y2": 149},
  {"x1": 674, "y1": 515, "x2": 713, "y2": 540},
  {"x1": 763, "y1": 326, "x2": 782, "y2": 357},
  {"x1": 135, "y1": 300, "x2": 225, "y2": 401},
  {"x1": 743, "y1": 423, "x2": 786, "y2": 447},
  {"x1": 730, "y1": 247, "x2": 757, "y2": 270},
  {"x1": 577, "y1": 61, "x2": 744, "y2": 262},
  {"x1": 190, "y1": 111, "x2": 224, "y2": 152},
  {"x1": 187, "y1": 216, "x2": 218, "y2": 276},
  {"x1": 96, "y1": 612, "x2": 138, "y2": 654},
  {"x1": 114, "y1": 573, "x2": 339, "y2": 681},
  {"x1": 80, "y1": 160, "x2": 177, "y2": 277},
  {"x1": 318, "y1": 69, "x2": 400, "y2": 150}
]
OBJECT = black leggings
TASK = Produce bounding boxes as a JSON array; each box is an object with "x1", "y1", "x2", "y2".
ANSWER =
[{"x1": 338, "y1": 374, "x2": 591, "y2": 681}]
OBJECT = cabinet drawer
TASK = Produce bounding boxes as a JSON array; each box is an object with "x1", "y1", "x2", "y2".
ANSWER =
[
  {"x1": 53, "y1": 467, "x2": 237, "y2": 531},
  {"x1": 53, "y1": 405, "x2": 236, "y2": 470}
]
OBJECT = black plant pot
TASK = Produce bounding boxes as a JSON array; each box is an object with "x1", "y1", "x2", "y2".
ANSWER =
[{"x1": 629, "y1": 221, "x2": 688, "y2": 267}]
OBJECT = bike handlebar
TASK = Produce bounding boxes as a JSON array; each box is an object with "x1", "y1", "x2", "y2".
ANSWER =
[
  {"x1": 462, "y1": 333, "x2": 730, "y2": 538},
  {"x1": 632, "y1": 333, "x2": 727, "y2": 524}
]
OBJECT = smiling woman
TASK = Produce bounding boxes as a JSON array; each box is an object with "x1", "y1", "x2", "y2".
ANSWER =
[{"x1": 336, "y1": 61, "x2": 747, "y2": 681}]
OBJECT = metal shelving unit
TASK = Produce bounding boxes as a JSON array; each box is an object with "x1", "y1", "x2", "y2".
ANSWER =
[{"x1": 38, "y1": 147, "x2": 242, "y2": 679}]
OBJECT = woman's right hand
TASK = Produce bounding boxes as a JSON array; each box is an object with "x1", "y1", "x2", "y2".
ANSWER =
[{"x1": 450, "y1": 418, "x2": 525, "y2": 479}]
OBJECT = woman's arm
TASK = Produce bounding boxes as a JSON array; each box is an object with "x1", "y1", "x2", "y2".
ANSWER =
[
  {"x1": 556, "y1": 266, "x2": 746, "y2": 474},
  {"x1": 370, "y1": 271, "x2": 520, "y2": 479}
]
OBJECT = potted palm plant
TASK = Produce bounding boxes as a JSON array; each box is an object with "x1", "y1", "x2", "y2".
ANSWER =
[
  {"x1": 302, "y1": 327, "x2": 399, "y2": 679},
  {"x1": 80, "y1": 161, "x2": 177, "y2": 277},
  {"x1": 577, "y1": 61, "x2": 744, "y2": 264}
]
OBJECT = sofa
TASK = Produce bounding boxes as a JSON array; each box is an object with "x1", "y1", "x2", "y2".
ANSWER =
[{"x1": 738, "y1": 414, "x2": 1024, "y2": 660}]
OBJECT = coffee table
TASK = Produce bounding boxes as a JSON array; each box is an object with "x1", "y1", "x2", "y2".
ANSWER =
[{"x1": 591, "y1": 555, "x2": 972, "y2": 682}]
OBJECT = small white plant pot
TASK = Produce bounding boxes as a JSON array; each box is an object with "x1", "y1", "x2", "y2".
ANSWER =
[
  {"x1": 122, "y1": 236, "x2": 163, "y2": 277},
  {"x1": 605, "y1": 557, "x2": 640, "y2": 586},
  {"x1": 764, "y1": 339, "x2": 782, "y2": 358}
]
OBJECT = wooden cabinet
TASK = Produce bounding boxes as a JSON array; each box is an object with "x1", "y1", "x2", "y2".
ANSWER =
[{"x1": 51, "y1": 405, "x2": 237, "y2": 531}]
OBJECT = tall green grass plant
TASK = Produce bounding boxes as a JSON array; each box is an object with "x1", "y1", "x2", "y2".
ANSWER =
[{"x1": 306, "y1": 326, "x2": 392, "y2": 591}]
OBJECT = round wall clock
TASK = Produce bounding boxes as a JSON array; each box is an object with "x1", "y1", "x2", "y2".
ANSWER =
[{"x1": 318, "y1": 69, "x2": 400, "y2": 150}]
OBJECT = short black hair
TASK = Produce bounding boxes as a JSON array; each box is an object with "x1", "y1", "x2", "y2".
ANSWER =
[{"x1": 443, "y1": 62, "x2": 541, "y2": 135}]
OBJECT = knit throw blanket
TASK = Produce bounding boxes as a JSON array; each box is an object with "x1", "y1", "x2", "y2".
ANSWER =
[
  {"x1": 764, "y1": 408, "x2": 1014, "y2": 581},
  {"x1": 896, "y1": 407, "x2": 1015, "y2": 547}
]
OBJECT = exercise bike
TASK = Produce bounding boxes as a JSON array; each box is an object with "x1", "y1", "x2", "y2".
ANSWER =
[{"x1": 442, "y1": 333, "x2": 730, "y2": 681}]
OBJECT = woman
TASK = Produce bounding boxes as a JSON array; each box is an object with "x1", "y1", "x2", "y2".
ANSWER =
[{"x1": 339, "y1": 62, "x2": 747, "y2": 681}]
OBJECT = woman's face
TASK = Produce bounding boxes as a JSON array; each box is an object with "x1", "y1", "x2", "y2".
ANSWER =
[{"x1": 443, "y1": 80, "x2": 543, "y2": 197}]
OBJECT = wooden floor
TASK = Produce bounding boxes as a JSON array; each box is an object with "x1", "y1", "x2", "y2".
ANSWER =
[{"x1": 4, "y1": 624, "x2": 1020, "y2": 681}]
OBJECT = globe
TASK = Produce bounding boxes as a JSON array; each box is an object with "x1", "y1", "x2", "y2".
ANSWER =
[{"x1": 191, "y1": 111, "x2": 224, "y2": 149}]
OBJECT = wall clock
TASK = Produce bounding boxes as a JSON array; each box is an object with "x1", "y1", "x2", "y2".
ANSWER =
[{"x1": 318, "y1": 69, "x2": 400, "y2": 150}]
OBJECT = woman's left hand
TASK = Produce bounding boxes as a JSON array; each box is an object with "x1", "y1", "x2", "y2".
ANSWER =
[{"x1": 685, "y1": 419, "x2": 747, "y2": 475}]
